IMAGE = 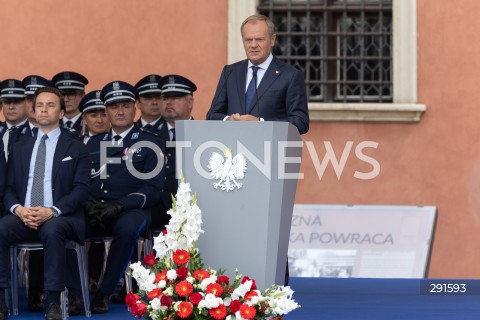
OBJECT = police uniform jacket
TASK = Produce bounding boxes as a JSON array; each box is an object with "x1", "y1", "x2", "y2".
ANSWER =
[
  {"x1": 135, "y1": 118, "x2": 164, "y2": 131},
  {"x1": 0, "y1": 139, "x2": 6, "y2": 215},
  {"x1": 86, "y1": 126, "x2": 165, "y2": 211},
  {"x1": 157, "y1": 122, "x2": 178, "y2": 209}
]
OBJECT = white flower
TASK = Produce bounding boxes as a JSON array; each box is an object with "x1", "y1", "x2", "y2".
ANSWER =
[
  {"x1": 157, "y1": 280, "x2": 166, "y2": 289},
  {"x1": 166, "y1": 269, "x2": 177, "y2": 280},
  {"x1": 150, "y1": 298, "x2": 161, "y2": 311},
  {"x1": 198, "y1": 293, "x2": 222, "y2": 309},
  {"x1": 265, "y1": 286, "x2": 300, "y2": 315},
  {"x1": 223, "y1": 297, "x2": 231, "y2": 306},
  {"x1": 231, "y1": 280, "x2": 252, "y2": 300},
  {"x1": 163, "y1": 286, "x2": 173, "y2": 296}
]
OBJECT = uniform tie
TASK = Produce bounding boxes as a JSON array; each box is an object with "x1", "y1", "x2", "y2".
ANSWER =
[
  {"x1": 2, "y1": 126, "x2": 17, "y2": 160},
  {"x1": 65, "y1": 120, "x2": 72, "y2": 129},
  {"x1": 30, "y1": 135, "x2": 48, "y2": 206},
  {"x1": 245, "y1": 66, "x2": 259, "y2": 111},
  {"x1": 170, "y1": 128, "x2": 176, "y2": 141}
]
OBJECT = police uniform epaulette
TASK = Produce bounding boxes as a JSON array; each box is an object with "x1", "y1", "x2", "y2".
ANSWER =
[
  {"x1": 89, "y1": 131, "x2": 109, "y2": 139},
  {"x1": 61, "y1": 127, "x2": 77, "y2": 133},
  {"x1": 139, "y1": 127, "x2": 160, "y2": 137}
]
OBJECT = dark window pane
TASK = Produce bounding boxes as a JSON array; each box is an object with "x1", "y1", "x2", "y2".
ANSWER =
[{"x1": 258, "y1": 0, "x2": 392, "y2": 103}]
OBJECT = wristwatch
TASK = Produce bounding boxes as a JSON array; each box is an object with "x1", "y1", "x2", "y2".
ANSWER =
[{"x1": 50, "y1": 207, "x2": 60, "y2": 218}]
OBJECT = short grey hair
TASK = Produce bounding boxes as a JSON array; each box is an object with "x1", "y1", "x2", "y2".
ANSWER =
[{"x1": 241, "y1": 14, "x2": 275, "y2": 37}]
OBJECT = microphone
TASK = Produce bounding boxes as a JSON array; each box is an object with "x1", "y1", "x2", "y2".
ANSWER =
[{"x1": 207, "y1": 67, "x2": 232, "y2": 119}]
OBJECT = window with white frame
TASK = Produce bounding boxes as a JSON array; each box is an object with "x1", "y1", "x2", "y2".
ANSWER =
[{"x1": 258, "y1": 0, "x2": 392, "y2": 103}]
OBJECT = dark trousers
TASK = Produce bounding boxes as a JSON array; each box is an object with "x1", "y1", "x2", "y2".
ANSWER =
[
  {"x1": 0, "y1": 214, "x2": 78, "y2": 291},
  {"x1": 86, "y1": 209, "x2": 149, "y2": 294}
]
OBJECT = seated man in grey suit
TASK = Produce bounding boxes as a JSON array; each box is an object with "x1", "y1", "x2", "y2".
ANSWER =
[{"x1": 207, "y1": 14, "x2": 309, "y2": 135}]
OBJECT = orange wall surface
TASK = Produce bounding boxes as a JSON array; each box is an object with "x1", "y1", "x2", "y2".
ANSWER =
[
  {"x1": 0, "y1": 0, "x2": 227, "y2": 120},
  {"x1": 297, "y1": 0, "x2": 480, "y2": 278},
  {"x1": 1, "y1": 0, "x2": 478, "y2": 278}
]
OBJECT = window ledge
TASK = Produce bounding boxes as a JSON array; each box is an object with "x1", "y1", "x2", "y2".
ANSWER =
[{"x1": 308, "y1": 103, "x2": 427, "y2": 123}]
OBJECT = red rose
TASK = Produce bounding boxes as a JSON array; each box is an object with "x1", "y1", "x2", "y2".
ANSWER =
[
  {"x1": 239, "y1": 304, "x2": 257, "y2": 319},
  {"x1": 161, "y1": 229, "x2": 168, "y2": 235},
  {"x1": 175, "y1": 281, "x2": 194, "y2": 297},
  {"x1": 173, "y1": 249, "x2": 190, "y2": 265},
  {"x1": 143, "y1": 253, "x2": 157, "y2": 267},
  {"x1": 209, "y1": 304, "x2": 227, "y2": 320},
  {"x1": 130, "y1": 301, "x2": 147, "y2": 318},
  {"x1": 229, "y1": 300, "x2": 241, "y2": 313},
  {"x1": 176, "y1": 267, "x2": 189, "y2": 281},
  {"x1": 177, "y1": 301, "x2": 193, "y2": 319},
  {"x1": 206, "y1": 283, "x2": 224, "y2": 297},
  {"x1": 125, "y1": 292, "x2": 140, "y2": 307},
  {"x1": 160, "y1": 295, "x2": 173, "y2": 306},
  {"x1": 217, "y1": 275, "x2": 229, "y2": 285},
  {"x1": 189, "y1": 292, "x2": 203, "y2": 305},
  {"x1": 147, "y1": 288, "x2": 163, "y2": 300},
  {"x1": 241, "y1": 276, "x2": 257, "y2": 290}
]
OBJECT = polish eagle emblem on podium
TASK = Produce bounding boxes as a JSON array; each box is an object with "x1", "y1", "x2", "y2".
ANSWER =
[{"x1": 208, "y1": 148, "x2": 247, "y2": 192}]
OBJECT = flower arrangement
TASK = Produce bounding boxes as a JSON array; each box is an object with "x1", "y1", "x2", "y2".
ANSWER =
[{"x1": 128, "y1": 178, "x2": 300, "y2": 319}]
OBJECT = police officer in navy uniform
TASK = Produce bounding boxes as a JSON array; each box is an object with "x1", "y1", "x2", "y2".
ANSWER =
[
  {"x1": 22, "y1": 75, "x2": 55, "y2": 138},
  {"x1": 78, "y1": 90, "x2": 110, "y2": 144},
  {"x1": 0, "y1": 139, "x2": 6, "y2": 218},
  {"x1": 85, "y1": 81, "x2": 165, "y2": 314},
  {"x1": 153, "y1": 74, "x2": 196, "y2": 231},
  {"x1": 52, "y1": 71, "x2": 88, "y2": 136},
  {"x1": 0, "y1": 79, "x2": 28, "y2": 159},
  {"x1": 134, "y1": 74, "x2": 164, "y2": 130}
]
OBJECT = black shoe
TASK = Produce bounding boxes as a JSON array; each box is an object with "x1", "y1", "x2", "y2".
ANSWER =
[
  {"x1": 91, "y1": 292, "x2": 109, "y2": 314},
  {"x1": 44, "y1": 303, "x2": 62, "y2": 320},
  {"x1": 28, "y1": 287, "x2": 44, "y2": 312},
  {"x1": 0, "y1": 302, "x2": 8, "y2": 320},
  {"x1": 68, "y1": 292, "x2": 85, "y2": 315},
  {"x1": 88, "y1": 276, "x2": 98, "y2": 294},
  {"x1": 110, "y1": 288, "x2": 126, "y2": 304}
]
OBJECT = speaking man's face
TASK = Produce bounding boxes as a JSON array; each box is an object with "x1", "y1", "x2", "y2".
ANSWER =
[{"x1": 242, "y1": 20, "x2": 276, "y2": 65}]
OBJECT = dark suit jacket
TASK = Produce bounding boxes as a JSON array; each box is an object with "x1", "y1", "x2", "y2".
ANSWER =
[
  {"x1": 3, "y1": 130, "x2": 91, "y2": 242},
  {"x1": 207, "y1": 56, "x2": 309, "y2": 134}
]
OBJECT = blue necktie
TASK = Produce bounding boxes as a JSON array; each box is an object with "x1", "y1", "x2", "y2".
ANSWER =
[{"x1": 245, "y1": 66, "x2": 259, "y2": 112}]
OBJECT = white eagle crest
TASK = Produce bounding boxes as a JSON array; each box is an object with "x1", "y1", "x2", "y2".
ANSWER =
[{"x1": 208, "y1": 149, "x2": 247, "y2": 192}]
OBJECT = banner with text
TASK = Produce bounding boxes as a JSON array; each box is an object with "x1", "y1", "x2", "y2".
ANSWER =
[{"x1": 288, "y1": 205, "x2": 437, "y2": 278}]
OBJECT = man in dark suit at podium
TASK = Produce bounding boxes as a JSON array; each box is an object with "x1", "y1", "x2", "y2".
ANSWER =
[{"x1": 206, "y1": 14, "x2": 309, "y2": 135}]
